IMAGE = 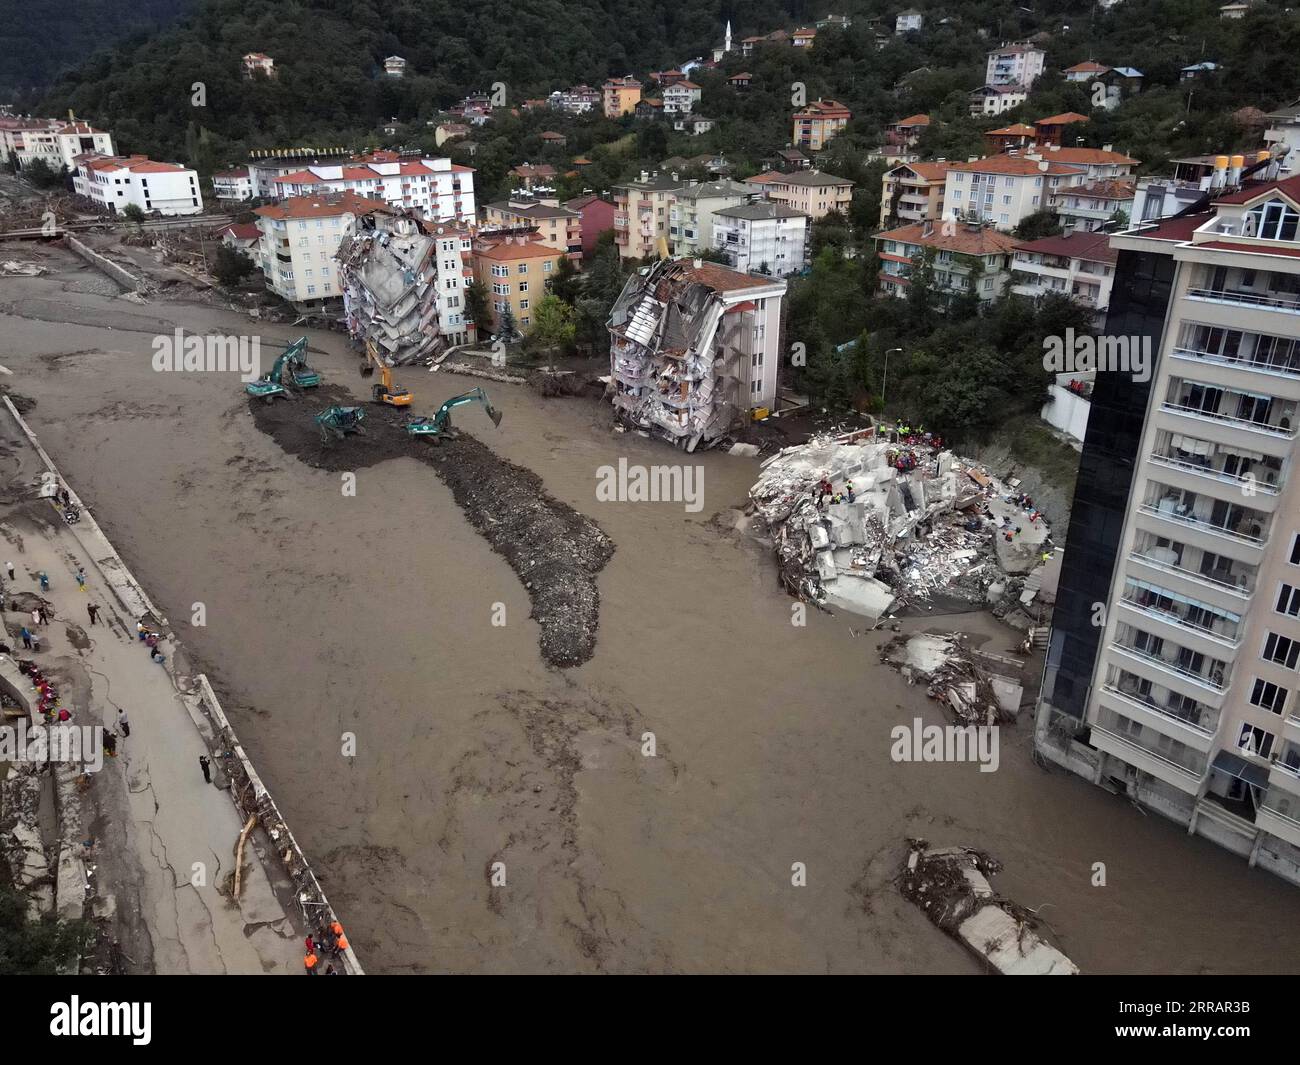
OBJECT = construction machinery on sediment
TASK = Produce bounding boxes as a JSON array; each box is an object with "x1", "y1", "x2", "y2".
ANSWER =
[
  {"x1": 360, "y1": 339, "x2": 412, "y2": 407},
  {"x1": 245, "y1": 337, "x2": 320, "y2": 402},
  {"x1": 315, "y1": 406, "x2": 366, "y2": 443},
  {"x1": 404, "y1": 388, "x2": 503, "y2": 443}
]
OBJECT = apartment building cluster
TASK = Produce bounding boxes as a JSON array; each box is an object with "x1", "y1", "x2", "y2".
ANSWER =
[
  {"x1": 71, "y1": 154, "x2": 203, "y2": 217},
  {"x1": 606, "y1": 256, "x2": 787, "y2": 447},
  {"x1": 1035, "y1": 155, "x2": 1300, "y2": 887},
  {"x1": 253, "y1": 191, "x2": 386, "y2": 306},
  {"x1": 0, "y1": 115, "x2": 114, "y2": 172}
]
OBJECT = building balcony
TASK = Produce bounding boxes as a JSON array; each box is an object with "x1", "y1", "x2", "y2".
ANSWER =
[
  {"x1": 1102, "y1": 671, "x2": 1221, "y2": 736},
  {"x1": 1172, "y1": 345, "x2": 1300, "y2": 380},
  {"x1": 1119, "y1": 582, "x2": 1241, "y2": 648},
  {"x1": 1187, "y1": 287, "x2": 1300, "y2": 316},
  {"x1": 1089, "y1": 722, "x2": 1206, "y2": 794},
  {"x1": 1146, "y1": 449, "x2": 1282, "y2": 497},
  {"x1": 1110, "y1": 638, "x2": 1228, "y2": 695},
  {"x1": 1256, "y1": 791, "x2": 1300, "y2": 849},
  {"x1": 1136, "y1": 486, "x2": 1269, "y2": 549},
  {"x1": 1161, "y1": 399, "x2": 1297, "y2": 441},
  {"x1": 1129, "y1": 548, "x2": 1256, "y2": 601}
]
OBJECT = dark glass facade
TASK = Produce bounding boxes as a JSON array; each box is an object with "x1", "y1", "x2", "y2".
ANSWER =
[{"x1": 1039, "y1": 246, "x2": 1177, "y2": 721}]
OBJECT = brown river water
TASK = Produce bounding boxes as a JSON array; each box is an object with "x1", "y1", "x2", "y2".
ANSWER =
[{"x1": 1, "y1": 248, "x2": 1298, "y2": 973}]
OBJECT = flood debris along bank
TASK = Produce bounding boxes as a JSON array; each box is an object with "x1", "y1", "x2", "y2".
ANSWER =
[
  {"x1": 248, "y1": 384, "x2": 614, "y2": 667},
  {"x1": 748, "y1": 428, "x2": 1056, "y2": 623},
  {"x1": 901, "y1": 839, "x2": 1078, "y2": 975}
]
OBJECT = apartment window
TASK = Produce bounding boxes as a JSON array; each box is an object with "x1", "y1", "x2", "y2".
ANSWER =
[
  {"x1": 1238, "y1": 723, "x2": 1276, "y2": 759},
  {"x1": 1002, "y1": 195, "x2": 1011, "y2": 205},
  {"x1": 1264, "y1": 633, "x2": 1300, "y2": 670},
  {"x1": 518, "y1": 281, "x2": 528, "y2": 293},
  {"x1": 520, "y1": 316, "x2": 530, "y2": 326},
  {"x1": 954, "y1": 173, "x2": 964, "y2": 182},
  {"x1": 492, "y1": 264, "x2": 508, "y2": 277},
  {"x1": 304, "y1": 269, "x2": 313, "y2": 278},
  {"x1": 1246, "y1": 199, "x2": 1300, "y2": 242},
  {"x1": 298, "y1": 221, "x2": 306, "y2": 230},
  {"x1": 1251, "y1": 678, "x2": 1289, "y2": 714},
  {"x1": 315, "y1": 220, "x2": 323, "y2": 229},
  {"x1": 1278, "y1": 584, "x2": 1300, "y2": 617},
  {"x1": 492, "y1": 282, "x2": 510, "y2": 295},
  {"x1": 518, "y1": 263, "x2": 528, "y2": 274},
  {"x1": 307, "y1": 285, "x2": 316, "y2": 295},
  {"x1": 520, "y1": 299, "x2": 529, "y2": 310},
  {"x1": 324, "y1": 283, "x2": 332, "y2": 293},
  {"x1": 1290, "y1": 534, "x2": 1300, "y2": 565},
  {"x1": 298, "y1": 237, "x2": 308, "y2": 247},
  {"x1": 544, "y1": 261, "x2": 553, "y2": 273}
]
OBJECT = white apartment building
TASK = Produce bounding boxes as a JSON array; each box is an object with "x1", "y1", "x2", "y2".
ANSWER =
[
  {"x1": 662, "y1": 82, "x2": 702, "y2": 113},
  {"x1": 712, "y1": 202, "x2": 809, "y2": 275},
  {"x1": 270, "y1": 156, "x2": 476, "y2": 223},
  {"x1": 243, "y1": 53, "x2": 275, "y2": 78},
  {"x1": 0, "y1": 118, "x2": 114, "y2": 171},
  {"x1": 1037, "y1": 166, "x2": 1300, "y2": 885},
  {"x1": 748, "y1": 169, "x2": 854, "y2": 221},
  {"x1": 969, "y1": 84, "x2": 1028, "y2": 117},
  {"x1": 384, "y1": 55, "x2": 407, "y2": 77},
  {"x1": 944, "y1": 155, "x2": 1087, "y2": 230},
  {"x1": 986, "y1": 43, "x2": 1046, "y2": 87},
  {"x1": 1051, "y1": 179, "x2": 1137, "y2": 231},
  {"x1": 212, "y1": 167, "x2": 254, "y2": 201},
  {"x1": 72, "y1": 154, "x2": 202, "y2": 216},
  {"x1": 1010, "y1": 228, "x2": 1118, "y2": 312},
  {"x1": 669, "y1": 179, "x2": 752, "y2": 257},
  {"x1": 1033, "y1": 145, "x2": 1140, "y2": 182},
  {"x1": 895, "y1": 10, "x2": 923, "y2": 33},
  {"x1": 254, "y1": 192, "x2": 388, "y2": 306}
]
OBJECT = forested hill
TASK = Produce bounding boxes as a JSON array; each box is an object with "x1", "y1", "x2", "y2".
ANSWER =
[
  {"x1": 0, "y1": 0, "x2": 193, "y2": 97},
  {"x1": 29, "y1": 0, "x2": 1300, "y2": 173}
]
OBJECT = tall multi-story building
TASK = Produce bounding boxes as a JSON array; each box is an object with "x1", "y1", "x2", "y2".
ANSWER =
[
  {"x1": 1050, "y1": 179, "x2": 1137, "y2": 232},
  {"x1": 481, "y1": 192, "x2": 582, "y2": 262},
  {"x1": 791, "y1": 99, "x2": 851, "y2": 151},
  {"x1": 662, "y1": 81, "x2": 703, "y2": 114},
  {"x1": 668, "y1": 179, "x2": 752, "y2": 257},
  {"x1": 944, "y1": 154, "x2": 1087, "y2": 230},
  {"x1": 749, "y1": 169, "x2": 854, "y2": 221},
  {"x1": 985, "y1": 43, "x2": 1046, "y2": 87},
  {"x1": 267, "y1": 154, "x2": 476, "y2": 223},
  {"x1": 607, "y1": 257, "x2": 787, "y2": 445},
  {"x1": 254, "y1": 192, "x2": 388, "y2": 306},
  {"x1": 1035, "y1": 158, "x2": 1300, "y2": 885},
  {"x1": 711, "y1": 201, "x2": 809, "y2": 275},
  {"x1": 72, "y1": 154, "x2": 202, "y2": 216},
  {"x1": 1010, "y1": 228, "x2": 1118, "y2": 312},
  {"x1": 472, "y1": 232, "x2": 564, "y2": 335},
  {"x1": 874, "y1": 220, "x2": 1019, "y2": 303},
  {"x1": 603, "y1": 76, "x2": 642, "y2": 118},
  {"x1": 612, "y1": 172, "x2": 688, "y2": 259}
]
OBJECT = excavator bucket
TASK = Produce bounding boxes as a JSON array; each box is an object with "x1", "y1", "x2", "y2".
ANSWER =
[{"x1": 486, "y1": 404, "x2": 503, "y2": 428}]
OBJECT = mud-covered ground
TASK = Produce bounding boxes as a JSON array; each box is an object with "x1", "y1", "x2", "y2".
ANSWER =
[{"x1": 249, "y1": 385, "x2": 614, "y2": 667}]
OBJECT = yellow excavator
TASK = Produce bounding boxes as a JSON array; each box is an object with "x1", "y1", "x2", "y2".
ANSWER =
[{"x1": 359, "y1": 339, "x2": 412, "y2": 407}]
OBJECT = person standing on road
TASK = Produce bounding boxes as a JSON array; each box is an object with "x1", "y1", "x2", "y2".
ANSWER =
[
  {"x1": 117, "y1": 709, "x2": 130, "y2": 738},
  {"x1": 38, "y1": 572, "x2": 48, "y2": 592},
  {"x1": 87, "y1": 603, "x2": 100, "y2": 625},
  {"x1": 20, "y1": 627, "x2": 31, "y2": 650},
  {"x1": 199, "y1": 755, "x2": 211, "y2": 783},
  {"x1": 76, "y1": 568, "x2": 86, "y2": 592},
  {"x1": 5, "y1": 562, "x2": 13, "y2": 580},
  {"x1": 38, "y1": 605, "x2": 49, "y2": 626}
]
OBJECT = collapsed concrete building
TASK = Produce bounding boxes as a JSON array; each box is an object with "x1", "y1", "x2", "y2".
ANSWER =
[
  {"x1": 749, "y1": 430, "x2": 1054, "y2": 620},
  {"x1": 606, "y1": 257, "x2": 786, "y2": 449},
  {"x1": 336, "y1": 210, "x2": 475, "y2": 365}
]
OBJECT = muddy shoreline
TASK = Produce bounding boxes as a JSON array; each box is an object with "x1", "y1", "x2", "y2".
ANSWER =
[{"x1": 248, "y1": 384, "x2": 615, "y2": 668}]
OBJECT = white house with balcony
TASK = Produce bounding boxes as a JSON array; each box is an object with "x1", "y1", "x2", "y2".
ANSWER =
[
  {"x1": 986, "y1": 43, "x2": 1046, "y2": 88},
  {"x1": 711, "y1": 201, "x2": 809, "y2": 275},
  {"x1": 1011, "y1": 229, "x2": 1118, "y2": 313}
]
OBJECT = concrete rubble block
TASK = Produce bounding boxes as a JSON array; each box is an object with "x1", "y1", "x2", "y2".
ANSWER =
[{"x1": 55, "y1": 844, "x2": 87, "y2": 922}]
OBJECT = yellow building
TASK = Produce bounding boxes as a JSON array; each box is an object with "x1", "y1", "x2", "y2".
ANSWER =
[
  {"x1": 482, "y1": 193, "x2": 582, "y2": 261},
  {"x1": 472, "y1": 232, "x2": 564, "y2": 335},
  {"x1": 791, "y1": 99, "x2": 851, "y2": 151},
  {"x1": 603, "y1": 77, "x2": 642, "y2": 118}
]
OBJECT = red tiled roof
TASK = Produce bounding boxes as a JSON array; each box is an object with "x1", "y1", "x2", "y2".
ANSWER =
[
  {"x1": 947, "y1": 155, "x2": 1083, "y2": 176},
  {"x1": 1015, "y1": 229, "x2": 1117, "y2": 264},
  {"x1": 1035, "y1": 112, "x2": 1090, "y2": 126},
  {"x1": 1040, "y1": 146, "x2": 1139, "y2": 166},
  {"x1": 254, "y1": 192, "x2": 389, "y2": 220},
  {"x1": 475, "y1": 236, "x2": 561, "y2": 261},
  {"x1": 892, "y1": 161, "x2": 951, "y2": 181},
  {"x1": 1197, "y1": 240, "x2": 1300, "y2": 259},
  {"x1": 682, "y1": 261, "x2": 784, "y2": 291},
  {"x1": 895, "y1": 114, "x2": 931, "y2": 127},
  {"x1": 1064, "y1": 179, "x2": 1135, "y2": 199},
  {"x1": 987, "y1": 123, "x2": 1036, "y2": 136},
  {"x1": 218, "y1": 222, "x2": 261, "y2": 241},
  {"x1": 1212, "y1": 172, "x2": 1300, "y2": 205},
  {"x1": 876, "y1": 221, "x2": 1020, "y2": 256}
]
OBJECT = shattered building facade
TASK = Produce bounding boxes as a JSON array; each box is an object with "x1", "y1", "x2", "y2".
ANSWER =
[
  {"x1": 336, "y1": 210, "x2": 476, "y2": 365},
  {"x1": 607, "y1": 258, "x2": 786, "y2": 449}
]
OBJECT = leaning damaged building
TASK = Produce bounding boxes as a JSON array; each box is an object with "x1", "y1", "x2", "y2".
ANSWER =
[
  {"x1": 606, "y1": 257, "x2": 786, "y2": 449},
  {"x1": 749, "y1": 430, "x2": 1054, "y2": 621},
  {"x1": 336, "y1": 210, "x2": 476, "y2": 365}
]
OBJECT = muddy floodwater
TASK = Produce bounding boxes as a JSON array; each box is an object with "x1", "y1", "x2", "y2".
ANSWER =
[{"x1": 2, "y1": 248, "x2": 1299, "y2": 973}]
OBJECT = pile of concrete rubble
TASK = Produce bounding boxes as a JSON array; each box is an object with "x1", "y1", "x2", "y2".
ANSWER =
[
  {"x1": 749, "y1": 429, "x2": 1051, "y2": 621},
  {"x1": 881, "y1": 632, "x2": 1023, "y2": 726}
]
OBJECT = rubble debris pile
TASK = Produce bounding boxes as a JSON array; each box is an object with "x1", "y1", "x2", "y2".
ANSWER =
[
  {"x1": 900, "y1": 839, "x2": 1078, "y2": 975},
  {"x1": 748, "y1": 430, "x2": 1054, "y2": 621},
  {"x1": 606, "y1": 257, "x2": 782, "y2": 451},
  {"x1": 248, "y1": 384, "x2": 614, "y2": 667},
  {"x1": 881, "y1": 632, "x2": 1023, "y2": 725},
  {"x1": 336, "y1": 210, "x2": 465, "y2": 366}
]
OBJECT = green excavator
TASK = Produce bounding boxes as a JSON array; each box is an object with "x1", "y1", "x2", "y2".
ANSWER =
[
  {"x1": 315, "y1": 406, "x2": 366, "y2": 443},
  {"x1": 404, "y1": 388, "x2": 503, "y2": 443},
  {"x1": 245, "y1": 337, "x2": 321, "y2": 402}
]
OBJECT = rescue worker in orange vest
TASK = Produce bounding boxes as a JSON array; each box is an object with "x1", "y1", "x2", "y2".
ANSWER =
[
  {"x1": 333, "y1": 931, "x2": 349, "y2": 956},
  {"x1": 304, "y1": 950, "x2": 318, "y2": 974}
]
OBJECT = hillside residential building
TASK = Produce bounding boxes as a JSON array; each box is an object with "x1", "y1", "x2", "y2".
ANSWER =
[
  {"x1": 986, "y1": 43, "x2": 1046, "y2": 87},
  {"x1": 663, "y1": 82, "x2": 703, "y2": 113},
  {"x1": 747, "y1": 169, "x2": 854, "y2": 221},
  {"x1": 612, "y1": 172, "x2": 688, "y2": 259},
  {"x1": 1035, "y1": 164, "x2": 1300, "y2": 887},
  {"x1": 1010, "y1": 228, "x2": 1118, "y2": 312},
  {"x1": 72, "y1": 154, "x2": 202, "y2": 216},
  {"x1": 216, "y1": 222, "x2": 260, "y2": 253},
  {"x1": 944, "y1": 154, "x2": 1088, "y2": 230},
  {"x1": 564, "y1": 194, "x2": 616, "y2": 256},
  {"x1": 1064, "y1": 60, "x2": 1111, "y2": 82},
  {"x1": 539, "y1": 131, "x2": 567, "y2": 148},
  {"x1": 550, "y1": 85, "x2": 602, "y2": 114},
  {"x1": 384, "y1": 56, "x2": 407, "y2": 78},
  {"x1": 673, "y1": 115, "x2": 716, "y2": 136},
  {"x1": 1033, "y1": 144, "x2": 1140, "y2": 181},
  {"x1": 887, "y1": 114, "x2": 930, "y2": 147},
  {"x1": 880, "y1": 161, "x2": 952, "y2": 228},
  {"x1": 481, "y1": 193, "x2": 582, "y2": 262},
  {"x1": 1051, "y1": 179, "x2": 1136, "y2": 231},
  {"x1": 969, "y1": 84, "x2": 1028, "y2": 117},
  {"x1": 212, "y1": 167, "x2": 253, "y2": 201},
  {"x1": 253, "y1": 192, "x2": 387, "y2": 306},
  {"x1": 668, "y1": 180, "x2": 752, "y2": 258},
  {"x1": 472, "y1": 232, "x2": 564, "y2": 335},
  {"x1": 510, "y1": 163, "x2": 557, "y2": 190},
  {"x1": 268, "y1": 155, "x2": 475, "y2": 223},
  {"x1": 1264, "y1": 99, "x2": 1300, "y2": 154},
  {"x1": 792, "y1": 99, "x2": 851, "y2": 151},
  {"x1": 242, "y1": 53, "x2": 275, "y2": 78},
  {"x1": 0, "y1": 117, "x2": 114, "y2": 171},
  {"x1": 1035, "y1": 112, "x2": 1090, "y2": 147},
  {"x1": 728, "y1": 72, "x2": 753, "y2": 89},
  {"x1": 875, "y1": 221, "x2": 1020, "y2": 303},
  {"x1": 603, "y1": 77, "x2": 642, "y2": 118},
  {"x1": 985, "y1": 123, "x2": 1037, "y2": 153},
  {"x1": 712, "y1": 202, "x2": 810, "y2": 275},
  {"x1": 607, "y1": 257, "x2": 787, "y2": 444},
  {"x1": 792, "y1": 28, "x2": 817, "y2": 47},
  {"x1": 896, "y1": 10, "x2": 923, "y2": 34}
]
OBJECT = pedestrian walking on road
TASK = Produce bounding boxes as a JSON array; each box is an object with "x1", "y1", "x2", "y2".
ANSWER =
[
  {"x1": 87, "y1": 603, "x2": 100, "y2": 625},
  {"x1": 5, "y1": 562, "x2": 14, "y2": 580},
  {"x1": 199, "y1": 755, "x2": 211, "y2": 783},
  {"x1": 38, "y1": 571, "x2": 48, "y2": 592},
  {"x1": 38, "y1": 605, "x2": 49, "y2": 626},
  {"x1": 117, "y1": 709, "x2": 130, "y2": 738},
  {"x1": 20, "y1": 627, "x2": 31, "y2": 650},
  {"x1": 76, "y1": 568, "x2": 86, "y2": 592}
]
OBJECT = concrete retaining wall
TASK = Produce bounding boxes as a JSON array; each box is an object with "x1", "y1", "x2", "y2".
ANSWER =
[
  {"x1": 1, "y1": 396, "x2": 364, "y2": 974},
  {"x1": 63, "y1": 235, "x2": 146, "y2": 294}
]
